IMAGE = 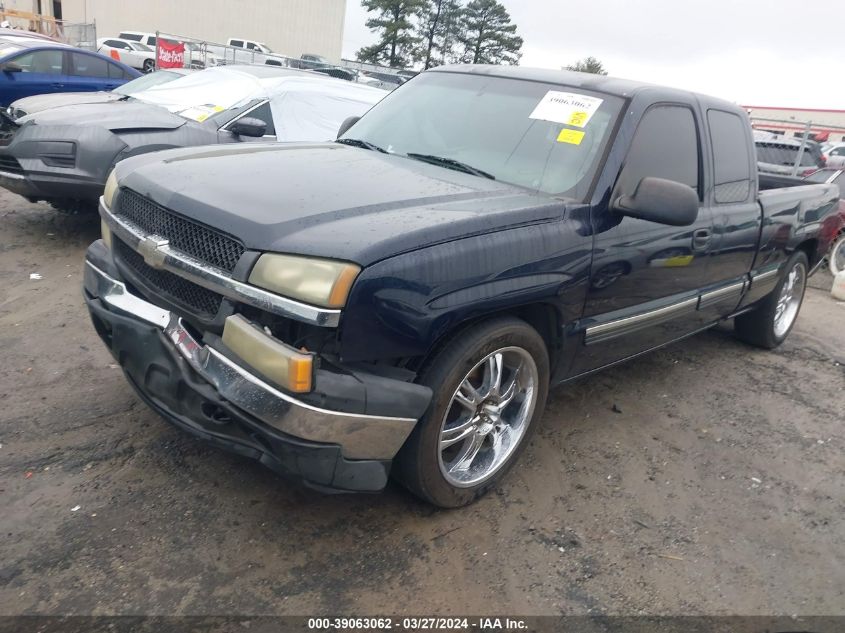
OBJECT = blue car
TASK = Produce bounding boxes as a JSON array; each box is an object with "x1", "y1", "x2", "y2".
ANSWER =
[{"x1": 0, "y1": 39, "x2": 140, "y2": 106}]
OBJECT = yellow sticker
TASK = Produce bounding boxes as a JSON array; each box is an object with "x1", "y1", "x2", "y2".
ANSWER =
[
  {"x1": 557, "y1": 129, "x2": 585, "y2": 145},
  {"x1": 568, "y1": 111, "x2": 589, "y2": 127}
]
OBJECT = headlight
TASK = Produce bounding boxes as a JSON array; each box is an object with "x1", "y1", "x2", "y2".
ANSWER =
[
  {"x1": 103, "y1": 170, "x2": 118, "y2": 208},
  {"x1": 249, "y1": 253, "x2": 360, "y2": 308}
]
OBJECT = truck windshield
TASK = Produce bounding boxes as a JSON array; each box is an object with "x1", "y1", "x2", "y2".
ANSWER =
[{"x1": 340, "y1": 71, "x2": 623, "y2": 200}]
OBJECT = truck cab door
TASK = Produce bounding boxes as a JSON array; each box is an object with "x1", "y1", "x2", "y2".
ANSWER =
[
  {"x1": 570, "y1": 104, "x2": 716, "y2": 375},
  {"x1": 700, "y1": 108, "x2": 760, "y2": 322}
]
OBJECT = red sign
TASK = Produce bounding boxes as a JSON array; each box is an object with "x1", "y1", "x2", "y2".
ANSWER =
[{"x1": 157, "y1": 40, "x2": 185, "y2": 69}]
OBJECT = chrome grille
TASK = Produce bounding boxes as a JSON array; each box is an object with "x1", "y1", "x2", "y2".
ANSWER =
[
  {"x1": 115, "y1": 238, "x2": 223, "y2": 318},
  {"x1": 116, "y1": 188, "x2": 245, "y2": 272}
]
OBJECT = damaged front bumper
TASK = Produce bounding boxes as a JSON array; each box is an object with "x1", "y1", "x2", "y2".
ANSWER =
[{"x1": 82, "y1": 246, "x2": 431, "y2": 493}]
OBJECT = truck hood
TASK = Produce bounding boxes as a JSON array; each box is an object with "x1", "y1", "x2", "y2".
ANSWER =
[
  {"x1": 11, "y1": 91, "x2": 120, "y2": 116},
  {"x1": 21, "y1": 101, "x2": 187, "y2": 131},
  {"x1": 116, "y1": 143, "x2": 565, "y2": 265}
]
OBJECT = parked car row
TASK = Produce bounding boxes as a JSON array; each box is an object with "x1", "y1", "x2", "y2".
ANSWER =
[
  {"x1": 101, "y1": 29, "x2": 407, "y2": 87},
  {"x1": 0, "y1": 64, "x2": 385, "y2": 213}
]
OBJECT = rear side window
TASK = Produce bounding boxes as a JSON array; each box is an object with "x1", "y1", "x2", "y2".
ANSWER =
[
  {"x1": 107, "y1": 61, "x2": 126, "y2": 79},
  {"x1": 756, "y1": 143, "x2": 817, "y2": 167},
  {"x1": 119, "y1": 33, "x2": 142, "y2": 41},
  {"x1": 616, "y1": 105, "x2": 700, "y2": 197},
  {"x1": 70, "y1": 52, "x2": 109, "y2": 78},
  {"x1": 146, "y1": 36, "x2": 156, "y2": 46},
  {"x1": 230, "y1": 39, "x2": 244, "y2": 48},
  {"x1": 104, "y1": 39, "x2": 127, "y2": 49},
  {"x1": 708, "y1": 109, "x2": 752, "y2": 203}
]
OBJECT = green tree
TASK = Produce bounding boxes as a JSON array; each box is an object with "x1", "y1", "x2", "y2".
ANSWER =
[
  {"x1": 457, "y1": 0, "x2": 522, "y2": 65},
  {"x1": 417, "y1": 0, "x2": 463, "y2": 69},
  {"x1": 565, "y1": 56, "x2": 608, "y2": 75},
  {"x1": 356, "y1": 0, "x2": 426, "y2": 68}
]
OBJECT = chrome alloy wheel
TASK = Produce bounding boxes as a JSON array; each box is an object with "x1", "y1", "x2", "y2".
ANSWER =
[
  {"x1": 773, "y1": 261, "x2": 806, "y2": 338},
  {"x1": 437, "y1": 347, "x2": 539, "y2": 488}
]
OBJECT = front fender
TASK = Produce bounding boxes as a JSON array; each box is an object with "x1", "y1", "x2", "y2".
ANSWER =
[{"x1": 339, "y1": 219, "x2": 594, "y2": 365}]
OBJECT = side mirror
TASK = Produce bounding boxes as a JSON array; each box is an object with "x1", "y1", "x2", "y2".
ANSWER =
[
  {"x1": 229, "y1": 116, "x2": 266, "y2": 138},
  {"x1": 337, "y1": 116, "x2": 360, "y2": 139},
  {"x1": 612, "y1": 177, "x2": 699, "y2": 226},
  {"x1": 1, "y1": 62, "x2": 22, "y2": 73}
]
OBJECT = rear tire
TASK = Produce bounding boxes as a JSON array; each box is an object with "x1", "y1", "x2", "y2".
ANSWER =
[
  {"x1": 735, "y1": 251, "x2": 808, "y2": 349},
  {"x1": 143, "y1": 59, "x2": 155, "y2": 73},
  {"x1": 395, "y1": 317, "x2": 549, "y2": 508}
]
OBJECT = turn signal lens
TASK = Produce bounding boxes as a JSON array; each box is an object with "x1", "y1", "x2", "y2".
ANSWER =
[{"x1": 222, "y1": 315, "x2": 314, "y2": 393}]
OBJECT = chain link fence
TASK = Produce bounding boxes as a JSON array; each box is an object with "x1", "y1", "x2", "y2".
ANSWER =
[
  {"x1": 153, "y1": 32, "x2": 405, "y2": 91},
  {"x1": 751, "y1": 116, "x2": 845, "y2": 177},
  {"x1": 58, "y1": 22, "x2": 97, "y2": 51}
]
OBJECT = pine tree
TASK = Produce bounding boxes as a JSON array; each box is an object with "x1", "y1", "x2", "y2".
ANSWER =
[
  {"x1": 565, "y1": 57, "x2": 609, "y2": 75},
  {"x1": 356, "y1": 0, "x2": 427, "y2": 68},
  {"x1": 457, "y1": 0, "x2": 522, "y2": 65},
  {"x1": 417, "y1": 0, "x2": 463, "y2": 69}
]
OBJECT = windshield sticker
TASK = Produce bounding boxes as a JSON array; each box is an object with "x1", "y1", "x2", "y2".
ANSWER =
[
  {"x1": 530, "y1": 91, "x2": 603, "y2": 128},
  {"x1": 178, "y1": 105, "x2": 225, "y2": 122},
  {"x1": 557, "y1": 129, "x2": 585, "y2": 145}
]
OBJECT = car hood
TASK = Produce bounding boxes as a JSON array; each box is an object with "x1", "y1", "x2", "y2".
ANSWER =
[
  {"x1": 116, "y1": 143, "x2": 564, "y2": 266},
  {"x1": 11, "y1": 91, "x2": 120, "y2": 116},
  {"x1": 21, "y1": 100, "x2": 187, "y2": 131}
]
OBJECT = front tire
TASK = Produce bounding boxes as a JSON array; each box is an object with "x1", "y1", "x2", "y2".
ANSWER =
[
  {"x1": 735, "y1": 251, "x2": 808, "y2": 349},
  {"x1": 396, "y1": 317, "x2": 549, "y2": 507}
]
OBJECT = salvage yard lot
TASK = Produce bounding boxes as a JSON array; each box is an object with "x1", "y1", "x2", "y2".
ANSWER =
[{"x1": 1, "y1": 191, "x2": 843, "y2": 615}]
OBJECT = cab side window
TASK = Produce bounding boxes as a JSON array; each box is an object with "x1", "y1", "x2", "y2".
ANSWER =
[
  {"x1": 708, "y1": 109, "x2": 752, "y2": 203},
  {"x1": 615, "y1": 105, "x2": 700, "y2": 199}
]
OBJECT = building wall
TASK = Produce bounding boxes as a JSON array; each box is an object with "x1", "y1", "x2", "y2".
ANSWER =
[
  {"x1": 745, "y1": 106, "x2": 845, "y2": 142},
  {"x1": 59, "y1": 0, "x2": 347, "y2": 61}
]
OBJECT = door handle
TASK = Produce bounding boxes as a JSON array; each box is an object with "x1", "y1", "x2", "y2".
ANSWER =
[
  {"x1": 692, "y1": 229, "x2": 711, "y2": 251},
  {"x1": 51, "y1": 82, "x2": 65, "y2": 88}
]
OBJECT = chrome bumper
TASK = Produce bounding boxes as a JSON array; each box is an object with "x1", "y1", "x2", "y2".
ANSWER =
[{"x1": 84, "y1": 260, "x2": 417, "y2": 460}]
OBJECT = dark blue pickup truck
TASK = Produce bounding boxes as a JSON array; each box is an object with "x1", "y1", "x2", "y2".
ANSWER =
[{"x1": 83, "y1": 66, "x2": 839, "y2": 507}]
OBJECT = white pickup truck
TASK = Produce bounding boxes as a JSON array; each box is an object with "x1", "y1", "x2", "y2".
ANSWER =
[{"x1": 220, "y1": 38, "x2": 285, "y2": 66}]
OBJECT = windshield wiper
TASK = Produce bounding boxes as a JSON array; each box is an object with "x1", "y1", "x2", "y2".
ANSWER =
[
  {"x1": 405, "y1": 153, "x2": 495, "y2": 180},
  {"x1": 336, "y1": 138, "x2": 388, "y2": 153}
]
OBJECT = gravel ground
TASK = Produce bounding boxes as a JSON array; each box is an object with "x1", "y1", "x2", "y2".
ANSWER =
[{"x1": 1, "y1": 192, "x2": 843, "y2": 617}]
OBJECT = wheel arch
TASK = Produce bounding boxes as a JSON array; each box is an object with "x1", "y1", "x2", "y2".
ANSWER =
[{"x1": 414, "y1": 301, "x2": 564, "y2": 377}]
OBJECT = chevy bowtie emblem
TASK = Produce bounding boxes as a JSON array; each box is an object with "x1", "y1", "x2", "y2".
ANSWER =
[{"x1": 138, "y1": 235, "x2": 169, "y2": 270}]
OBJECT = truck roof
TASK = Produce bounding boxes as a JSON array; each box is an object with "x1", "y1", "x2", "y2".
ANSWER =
[{"x1": 432, "y1": 65, "x2": 742, "y2": 114}]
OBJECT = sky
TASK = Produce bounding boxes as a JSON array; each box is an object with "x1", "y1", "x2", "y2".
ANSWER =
[{"x1": 342, "y1": 0, "x2": 844, "y2": 109}]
